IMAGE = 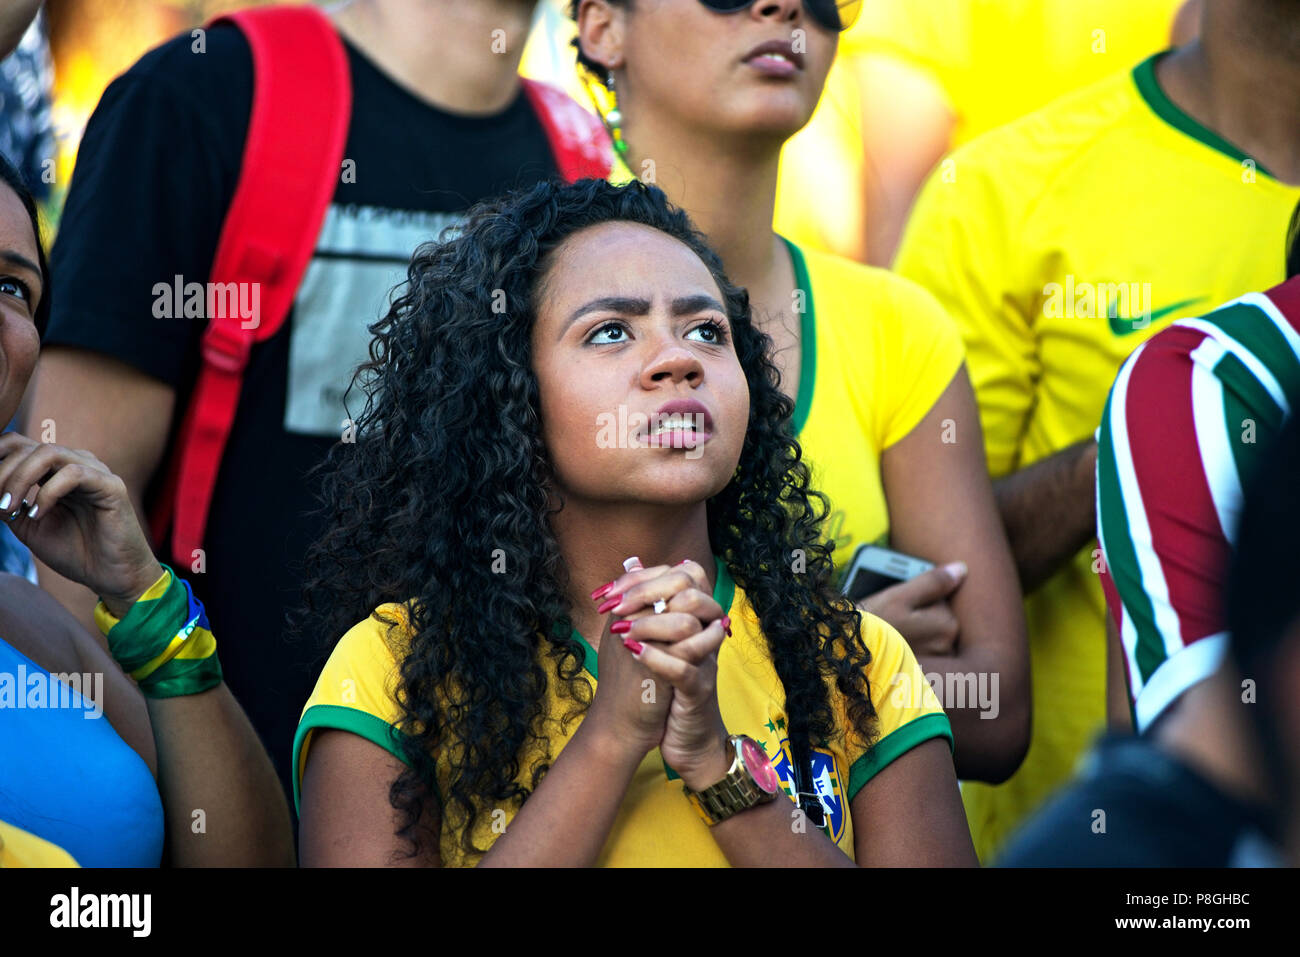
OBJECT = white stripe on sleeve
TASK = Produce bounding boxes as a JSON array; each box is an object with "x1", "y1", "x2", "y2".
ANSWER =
[
  {"x1": 1106, "y1": 343, "x2": 1186, "y2": 668},
  {"x1": 1188, "y1": 338, "x2": 1244, "y2": 543}
]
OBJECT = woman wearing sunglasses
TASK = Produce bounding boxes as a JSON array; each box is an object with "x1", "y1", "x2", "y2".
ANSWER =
[{"x1": 570, "y1": 0, "x2": 1028, "y2": 783}]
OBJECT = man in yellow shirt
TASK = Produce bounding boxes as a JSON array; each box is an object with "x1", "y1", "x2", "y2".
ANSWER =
[{"x1": 895, "y1": 0, "x2": 1300, "y2": 862}]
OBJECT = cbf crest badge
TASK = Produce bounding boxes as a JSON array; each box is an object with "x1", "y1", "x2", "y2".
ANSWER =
[{"x1": 761, "y1": 716, "x2": 847, "y2": 843}]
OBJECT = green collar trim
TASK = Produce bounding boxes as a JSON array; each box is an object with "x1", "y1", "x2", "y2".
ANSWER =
[
  {"x1": 779, "y1": 236, "x2": 817, "y2": 436},
  {"x1": 1132, "y1": 52, "x2": 1277, "y2": 179},
  {"x1": 567, "y1": 555, "x2": 736, "y2": 681}
]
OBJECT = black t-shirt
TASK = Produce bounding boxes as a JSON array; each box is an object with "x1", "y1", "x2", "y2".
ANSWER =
[
  {"x1": 997, "y1": 735, "x2": 1282, "y2": 867},
  {"x1": 46, "y1": 24, "x2": 560, "y2": 793}
]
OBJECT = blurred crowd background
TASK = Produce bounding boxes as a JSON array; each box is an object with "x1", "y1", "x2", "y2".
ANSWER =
[{"x1": 28, "y1": 0, "x2": 1193, "y2": 255}]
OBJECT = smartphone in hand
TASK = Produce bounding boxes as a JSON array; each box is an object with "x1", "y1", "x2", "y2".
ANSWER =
[{"x1": 841, "y1": 544, "x2": 934, "y2": 604}]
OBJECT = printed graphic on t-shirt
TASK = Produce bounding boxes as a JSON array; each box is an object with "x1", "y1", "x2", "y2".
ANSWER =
[
  {"x1": 761, "y1": 711, "x2": 848, "y2": 845},
  {"x1": 286, "y1": 203, "x2": 462, "y2": 437}
]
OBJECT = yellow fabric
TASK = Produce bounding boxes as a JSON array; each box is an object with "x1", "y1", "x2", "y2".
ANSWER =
[
  {"x1": 126, "y1": 633, "x2": 188, "y2": 681},
  {"x1": 125, "y1": 625, "x2": 218, "y2": 682},
  {"x1": 295, "y1": 577, "x2": 952, "y2": 867},
  {"x1": 792, "y1": 244, "x2": 966, "y2": 571},
  {"x1": 774, "y1": 51, "x2": 866, "y2": 258},
  {"x1": 895, "y1": 56, "x2": 1300, "y2": 862},
  {"x1": 135, "y1": 568, "x2": 172, "y2": 603},
  {"x1": 0, "y1": 820, "x2": 80, "y2": 868},
  {"x1": 520, "y1": 0, "x2": 587, "y2": 105},
  {"x1": 775, "y1": 0, "x2": 1182, "y2": 256},
  {"x1": 843, "y1": 0, "x2": 1184, "y2": 148},
  {"x1": 91, "y1": 566, "x2": 172, "y2": 632},
  {"x1": 92, "y1": 567, "x2": 218, "y2": 681}
]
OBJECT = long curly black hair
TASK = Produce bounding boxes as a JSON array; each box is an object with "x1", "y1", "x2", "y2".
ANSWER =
[{"x1": 297, "y1": 178, "x2": 877, "y2": 863}]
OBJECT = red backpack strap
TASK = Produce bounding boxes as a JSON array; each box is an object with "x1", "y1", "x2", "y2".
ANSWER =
[
  {"x1": 520, "y1": 78, "x2": 613, "y2": 183},
  {"x1": 149, "y1": 5, "x2": 351, "y2": 562}
]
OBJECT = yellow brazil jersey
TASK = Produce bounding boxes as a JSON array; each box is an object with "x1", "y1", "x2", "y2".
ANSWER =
[
  {"x1": 774, "y1": 0, "x2": 1182, "y2": 257},
  {"x1": 294, "y1": 559, "x2": 953, "y2": 867},
  {"x1": 895, "y1": 52, "x2": 1300, "y2": 863},
  {"x1": 786, "y1": 240, "x2": 966, "y2": 575},
  {"x1": 0, "y1": 820, "x2": 79, "y2": 867},
  {"x1": 843, "y1": 0, "x2": 1184, "y2": 149}
]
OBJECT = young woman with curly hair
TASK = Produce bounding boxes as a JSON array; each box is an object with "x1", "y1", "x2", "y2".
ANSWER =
[
  {"x1": 567, "y1": 0, "x2": 1028, "y2": 784},
  {"x1": 293, "y1": 178, "x2": 975, "y2": 867}
]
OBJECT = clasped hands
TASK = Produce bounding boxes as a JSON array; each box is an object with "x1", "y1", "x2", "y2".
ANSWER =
[{"x1": 585, "y1": 557, "x2": 733, "y2": 791}]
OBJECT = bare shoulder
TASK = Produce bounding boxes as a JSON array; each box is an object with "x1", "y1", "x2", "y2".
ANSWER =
[
  {"x1": 851, "y1": 737, "x2": 977, "y2": 866},
  {"x1": 300, "y1": 728, "x2": 441, "y2": 868},
  {"x1": 0, "y1": 572, "x2": 84, "y2": 675}
]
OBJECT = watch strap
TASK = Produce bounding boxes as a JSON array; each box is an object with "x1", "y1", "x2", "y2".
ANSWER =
[{"x1": 683, "y1": 735, "x2": 778, "y2": 826}]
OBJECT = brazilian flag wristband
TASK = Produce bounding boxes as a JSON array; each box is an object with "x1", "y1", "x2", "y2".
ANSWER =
[{"x1": 93, "y1": 564, "x2": 223, "y2": 698}]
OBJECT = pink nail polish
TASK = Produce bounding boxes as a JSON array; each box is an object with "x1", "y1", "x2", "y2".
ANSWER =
[
  {"x1": 591, "y1": 581, "x2": 614, "y2": 601},
  {"x1": 623, "y1": 638, "x2": 644, "y2": 656},
  {"x1": 610, "y1": 620, "x2": 632, "y2": 634},
  {"x1": 596, "y1": 594, "x2": 623, "y2": 614},
  {"x1": 721, "y1": 615, "x2": 732, "y2": 636}
]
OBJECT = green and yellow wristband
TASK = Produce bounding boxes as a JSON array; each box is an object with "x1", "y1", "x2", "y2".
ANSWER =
[{"x1": 93, "y1": 564, "x2": 223, "y2": 698}]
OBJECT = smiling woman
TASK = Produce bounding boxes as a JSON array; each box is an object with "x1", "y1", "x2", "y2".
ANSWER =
[{"x1": 293, "y1": 178, "x2": 975, "y2": 868}]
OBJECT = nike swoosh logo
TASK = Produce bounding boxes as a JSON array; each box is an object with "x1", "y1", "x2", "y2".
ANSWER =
[{"x1": 1108, "y1": 296, "x2": 1209, "y2": 336}]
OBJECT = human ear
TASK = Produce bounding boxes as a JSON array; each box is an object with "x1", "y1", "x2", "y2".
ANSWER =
[{"x1": 575, "y1": 0, "x2": 627, "y2": 75}]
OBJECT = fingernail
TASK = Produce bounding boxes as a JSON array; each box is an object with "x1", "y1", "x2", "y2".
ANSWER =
[
  {"x1": 591, "y1": 581, "x2": 614, "y2": 601},
  {"x1": 675, "y1": 559, "x2": 690, "y2": 566},
  {"x1": 722, "y1": 615, "x2": 731, "y2": 636},
  {"x1": 610, "y1": 620, "x2": 632, "y2": 634},
  {"x1": 623, "y1": 556, "x2": 642, "y2": 572},
  {"x1": 943, "y1": 561, "x2": 968, "y2": 580},
  {"x1": 596, "y1": 594, "x2": 623, "y2": 614},
  {"x1": 26, "y1": 504, "x2": 36, "y2": 519},
  {"x1": 623, "y1": 638, "x2": 644, "y2": 656},
  {"x1": 0, "y1": 493, "x2": 11, "y2": 510}
]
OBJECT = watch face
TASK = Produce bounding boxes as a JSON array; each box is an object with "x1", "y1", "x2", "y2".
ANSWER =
[{"x1": 741, "y1": 737, "x2": 780, "y2": 794}]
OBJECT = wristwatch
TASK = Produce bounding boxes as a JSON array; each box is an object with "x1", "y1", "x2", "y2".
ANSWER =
[{"x1": 682, "y1": 734, "x2": 781, "y2": 826}]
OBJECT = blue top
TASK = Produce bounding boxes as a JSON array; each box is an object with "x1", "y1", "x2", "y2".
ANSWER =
[{"x1": 0, "y1": 635, "x2": 164, "y2": 867}]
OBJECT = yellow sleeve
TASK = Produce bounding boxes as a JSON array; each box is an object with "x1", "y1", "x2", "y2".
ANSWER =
[
  {"x1": 842, "y1": 613, "x2": 953, "y2": 801},
  {"x1": 873, "y1": 274, "x2": 966, "y2": 450},
  {"x1": 292, "y1": 603, "x2": 413, "y2": 813},
  {"x1": 894, "y1": 150, "x2": 1039, "y2": 478}
]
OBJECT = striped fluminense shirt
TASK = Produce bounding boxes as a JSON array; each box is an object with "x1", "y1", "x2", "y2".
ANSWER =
[{"x1": 1097, "y1": 278, "x2": 1300, "y2": 732}]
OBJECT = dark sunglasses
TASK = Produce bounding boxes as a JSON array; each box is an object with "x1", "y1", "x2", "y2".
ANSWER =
[{"x1": 698, "y1": 0, "x2": 862, "y2": 33}]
